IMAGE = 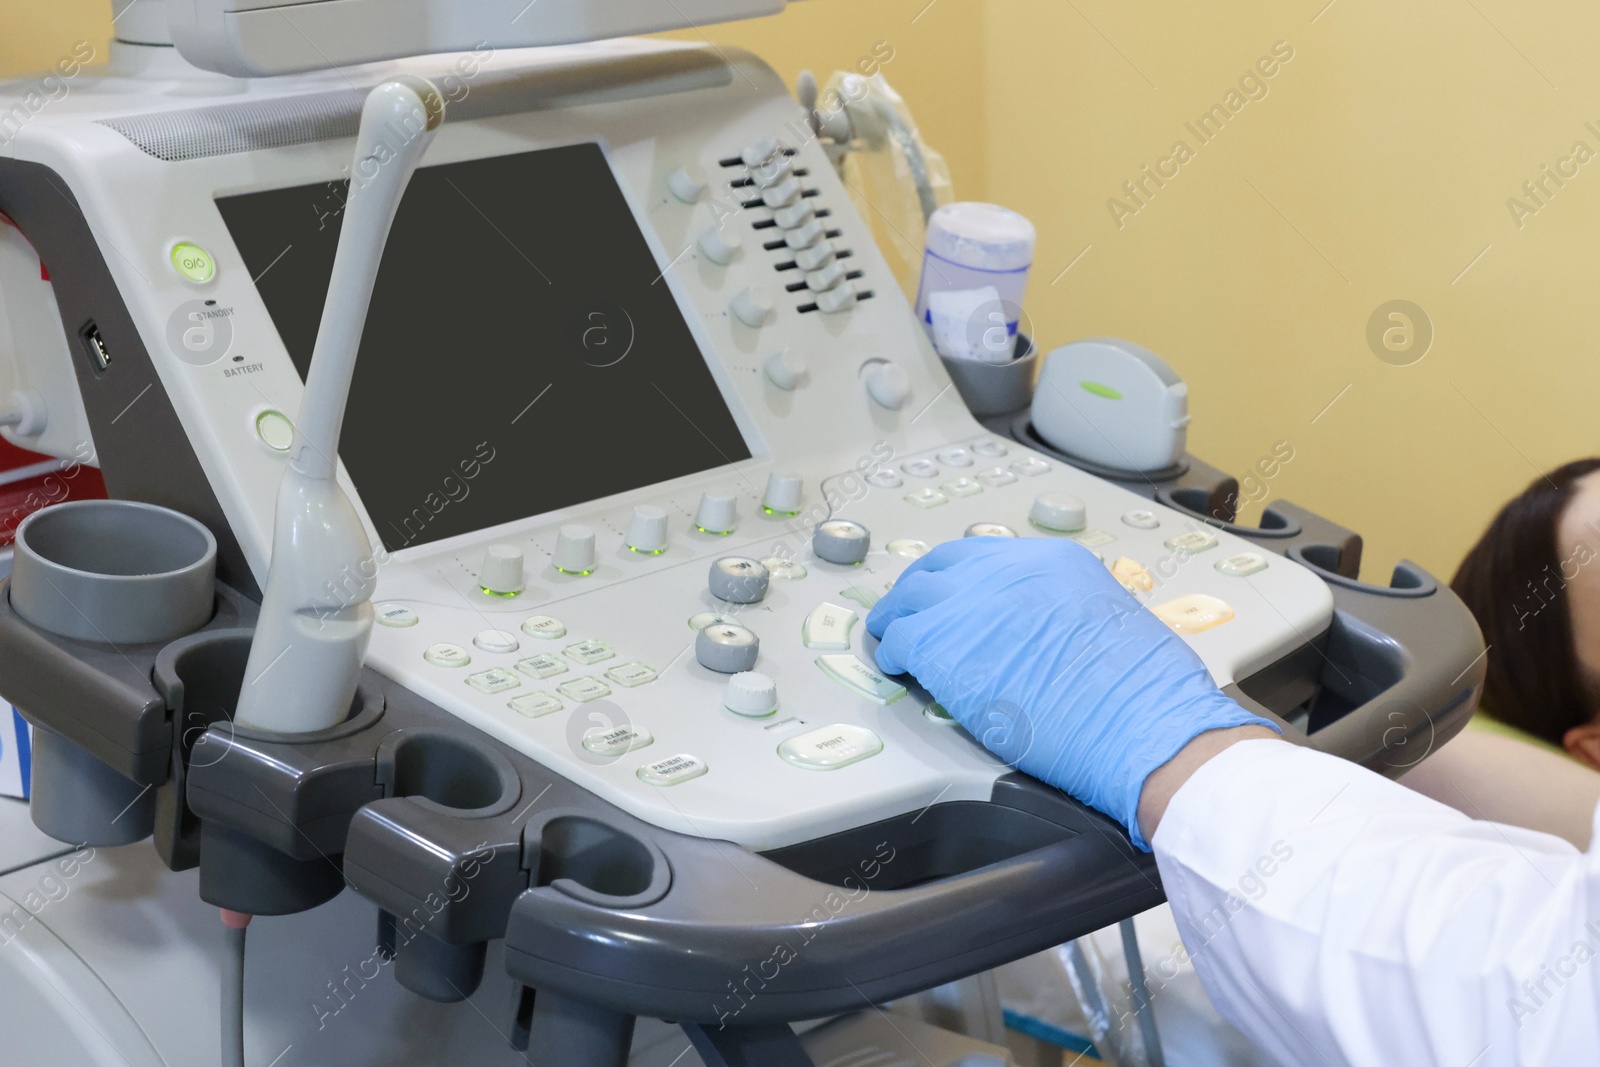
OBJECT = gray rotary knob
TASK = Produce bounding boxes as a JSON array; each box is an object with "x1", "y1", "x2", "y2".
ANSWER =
[
  {"x1": 813, "y1": 519, "x2": 870, "y2": 565},
  {"x1": 696, "y1": 621, "x2": 760, "y2": 673},
  {"x1": 709, "y1": 556, "x2": 769, "y2": 603}
]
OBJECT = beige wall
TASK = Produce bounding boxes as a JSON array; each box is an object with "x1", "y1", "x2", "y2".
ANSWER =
[
  {"x1": 981, "y1": 0, "x2": 1600, "y2": 581},
  {"x1": 10, "y1": 0, "x2": 1589, "y2": 580},
  {"x1": 0, "y1": 0, "x2": 109, "y2": 78}
]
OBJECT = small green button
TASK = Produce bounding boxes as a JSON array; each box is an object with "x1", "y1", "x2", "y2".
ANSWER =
[
  {"x1": 255, "y1": 410, "x2": 294, "y2": 451},
  {"x1": 1080, "y1": 380, "x2": 1122, "y2": 400},
  {"x1": 171, "y1": 242, "x2": 215, "y2": 283}
]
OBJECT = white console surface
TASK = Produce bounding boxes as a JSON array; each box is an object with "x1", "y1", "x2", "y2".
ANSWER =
[
  {"x1": 370, "y1": 436, "x2": 1332, "y2": 849},
  {"x1": 5, "y1": 39, "x2": 1334, "y2": 849}
]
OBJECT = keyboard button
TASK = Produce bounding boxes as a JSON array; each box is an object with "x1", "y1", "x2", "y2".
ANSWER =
[
  {"x1": 802, "y1": 602, "x2": 859, "y2": 651},
  {"x1": 466, "y1": 668, "x2": 520, "y2": 694},
  {"x1": 816, "y1": 654, "x2": 906, "y2": 704},
  {"x1": 508, "y1": 691, "x2": 562, "y2": 718},
  {"x1": 637, "y1": 753, "x2": 708, "y2": 786},
  {"x1": 779, "y1": 724, "x2": 885, "y2": 770}
]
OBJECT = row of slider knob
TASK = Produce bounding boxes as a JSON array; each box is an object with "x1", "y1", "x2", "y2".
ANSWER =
[
  {"x1": 475, "y1": 474, "x2": 812, "y2": 594},
  {"x1": 671, "y1": 136, "x2": 856, "y2": 324}
]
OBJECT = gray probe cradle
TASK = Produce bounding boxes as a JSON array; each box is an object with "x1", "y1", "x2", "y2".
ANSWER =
[{"x1": 0, "y1": 443, "x2": 1486, "y2": 1067}]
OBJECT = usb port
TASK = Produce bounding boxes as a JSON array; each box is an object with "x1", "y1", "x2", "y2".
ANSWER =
[{"x1": 81, "y1": 322, "x2": 110, "y2": 374}]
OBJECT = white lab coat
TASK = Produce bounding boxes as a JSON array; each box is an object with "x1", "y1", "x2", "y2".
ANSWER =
[{"x1": 1152, "y1": 738, "x2": 1600, "y2": 1067}]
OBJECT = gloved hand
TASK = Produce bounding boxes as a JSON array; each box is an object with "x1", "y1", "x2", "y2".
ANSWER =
[{"x1": 867, "y1": 537, "x2": 1278, "y2": 849}]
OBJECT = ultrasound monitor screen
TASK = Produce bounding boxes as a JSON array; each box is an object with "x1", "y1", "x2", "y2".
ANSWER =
[{"x1": 216, "y1": 142, "x2": 752, "y2": 552}]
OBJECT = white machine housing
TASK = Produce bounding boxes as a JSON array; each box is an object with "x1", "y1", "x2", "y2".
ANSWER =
[
  {"x1": 168, "y1": 0, "x2": 788, "y2": 76},
  {"x1": 0, "y1": 220, "x2": 97, "y2": 459},
  {"x1": 0, "y1": 39, "x2": 1333, "y2": 849}
]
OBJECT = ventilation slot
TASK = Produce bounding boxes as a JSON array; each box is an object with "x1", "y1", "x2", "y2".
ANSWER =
[{"x1": 101, "y1": 50, "x2": 732, "y2": 161}]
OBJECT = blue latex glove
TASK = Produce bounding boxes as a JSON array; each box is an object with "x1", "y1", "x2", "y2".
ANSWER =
[{"x1": 867, "y1": 537, "x2": 1278, "y2": 850}]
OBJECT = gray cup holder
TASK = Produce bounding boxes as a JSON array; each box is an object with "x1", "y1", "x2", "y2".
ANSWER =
[
  {"x1": 13, "y1": 500, "x2": 218, "y2": 848},
  {"x1": 530, "y1": 813, "x2": 671, "y2": 908},
  {"x1": 375, "y1": 731, "x2": 520, "y2": 816},
  {"x1": 12, "y1": 499, "x2": 216, "y2": 645}
]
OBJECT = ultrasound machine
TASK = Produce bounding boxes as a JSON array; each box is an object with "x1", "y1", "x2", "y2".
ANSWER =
[{"x1": 0, "y1": 2, "x2": 1484, "y2": 1064}]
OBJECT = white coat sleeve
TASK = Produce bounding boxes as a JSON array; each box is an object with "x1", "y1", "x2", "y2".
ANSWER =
[{"x1": 1151, "y1": 738, "x2": 1600, "y2": 1067}]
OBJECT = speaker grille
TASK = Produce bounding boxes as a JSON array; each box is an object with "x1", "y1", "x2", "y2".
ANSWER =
[
  {"x1": 97, "y1": 50, "x2": 733, "y2": 162},
  {"x1": 99, "y1": 89, "x2": 366, "y2": 162}
]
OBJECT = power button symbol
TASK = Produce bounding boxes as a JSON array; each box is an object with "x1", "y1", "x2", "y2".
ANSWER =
[{"x1": 170, "y1": 242, "x2": 215, "y2": 284}]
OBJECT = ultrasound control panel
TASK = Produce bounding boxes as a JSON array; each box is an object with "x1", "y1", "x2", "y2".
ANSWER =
[
  {"x1": 361, "y1": 431, "x2": 1331, "y2": 849},
  {"x1": 17, "y1": 39, "x2": 1333, "y2": 849}
]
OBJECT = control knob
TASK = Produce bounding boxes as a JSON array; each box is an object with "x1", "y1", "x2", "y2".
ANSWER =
[
  {"x1": 697, "y1": 621, "x2": 760, "y2": 674},
  {"x1": 731, "y1": 286, "x2": 775, "y2": 327},
  {"x1": 552, "y1": 524, "x2": 597, "y2": 574},
  {"x1": 478, "y1": 544, "x2": 524, "y2": 596},
  {"x1": 666, "y1": 165, "x2": 707, "y2": 203},
  {"x1": 862, "y1": 361, "x2": 911, "y2": 410},
  {"x1": 723, "y1": 671, "x2": 778, "y2": 717},
  {"x1": 764, "y1": 348, "x2": 808, "y2": 390},
  {"x1": 813, "y1": 519, "x2": 871, "y2": 565},
  {"x1": 709, "y1": 556, "x2": 769, "y2": 604},
  {"x1": 697, "y1": 225, "x2": 742, "y2": 265},
  {"x1": 762, "y1": 472, "x2": 803, "y2": 515},
  {"x1": 625, "y1": 505, "x2": 669, "y2": 554},
  {"x1": 1029, "y1": 492, "x2": 1087, "y2": 533},
  {"x1": 695, "y1": 491, "x2": 738, "y2": 535}
]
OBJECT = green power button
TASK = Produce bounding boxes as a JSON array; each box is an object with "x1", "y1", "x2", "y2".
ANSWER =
[{"x1": 171, "y1": 242, "x2": 215, "y2": 283}]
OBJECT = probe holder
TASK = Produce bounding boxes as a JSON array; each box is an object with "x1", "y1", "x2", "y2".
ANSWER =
[{"x1": 5, "y1": 499, "x2": 222, "y2": 846}]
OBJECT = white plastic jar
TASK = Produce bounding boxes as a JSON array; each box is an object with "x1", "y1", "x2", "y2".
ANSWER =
[{"x1": 914, "y1": 202, "x2": 1036, "y2": 362}]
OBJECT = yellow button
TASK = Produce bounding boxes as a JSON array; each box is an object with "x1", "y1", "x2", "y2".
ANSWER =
[
  {"x1": 1109, "y1": 556, "x2": 1154, "y2": 593},
  {"x1": 171, "y1": 242, "x2": 215, "y2": 283},
  {"x1": 255, "y1": 410, "x2": 294, "y2": 451},
  {"x1": 1151, "y1": 594, "x2": 1235, "y2": 634}
]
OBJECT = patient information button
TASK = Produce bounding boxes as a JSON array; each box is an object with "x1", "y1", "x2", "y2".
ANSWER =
[
  {"x1": 779, "y1": 724, "x2": 884, "y2": 770},
  {"x1": 638, "y1": 754, "x2": 709, "y2": 786},
  {"x1": 170, "y1": 241, "x2": 215, "y2": 283}
]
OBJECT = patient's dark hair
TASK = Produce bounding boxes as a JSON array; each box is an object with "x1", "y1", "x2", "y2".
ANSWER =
[{"x1": 1452, "y1": 458, "x2": 1600, "y2": 746}]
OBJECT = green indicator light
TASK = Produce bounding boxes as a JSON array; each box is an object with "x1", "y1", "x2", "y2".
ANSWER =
[
  {"x1": 554, "y1": 567, "x2": 595, "y2": 576},
  {"x1": 762, "y1": 506, "x2": 802, "y2": 517},
  {"x1": 628, "y1": 545, "x2": 668, "y2": 555},
  {"x1": 1080, "y1": 380, "x2": 1122, "y2": 400},
  {"x1": 696, "y1": 526, "x2": 734, "y2": 536},
  {"x1": 254, "y1": 410, "x2": 294, "y2": 451},
  {"x1": 171, "y1": 241, "x2": 215, "y2": 283},
  {"x1": 479, "y1": 587, "x2": 520, "y2": 598}
]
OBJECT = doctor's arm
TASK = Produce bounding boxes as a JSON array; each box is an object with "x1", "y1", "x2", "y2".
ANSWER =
[{"x1": 868, "y1": 538, "x2": 1600, "y2": 1067}]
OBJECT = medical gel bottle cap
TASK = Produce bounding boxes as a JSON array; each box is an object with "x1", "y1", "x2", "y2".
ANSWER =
[{"x1": 924, "y1": 202, "x2": 1036, "y2": 272}]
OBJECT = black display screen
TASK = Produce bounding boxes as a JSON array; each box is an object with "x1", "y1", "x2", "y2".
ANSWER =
[{"x1": 216, "y1": 142, "x2": 751, "y2": 552}]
